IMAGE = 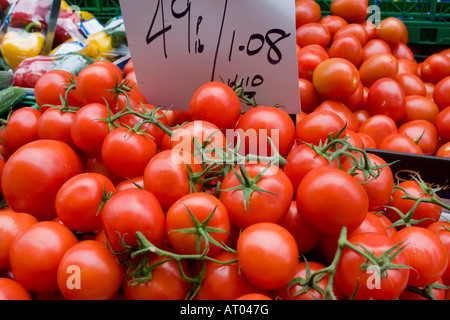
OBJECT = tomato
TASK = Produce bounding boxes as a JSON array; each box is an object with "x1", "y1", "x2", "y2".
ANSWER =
[
  {"x1": 390, "y1": 42, "x2": 415, "y2": 61},
  {"x1": 116, "y1": 176, "x2": 144, "y2": 192},
  {"x1": 367, "y1": 78, "x2": 406, "y2": 122},
  {"x1": 330, "y1": 0, "x2": 368, "y2": 23},
  {"x1": 376, "y1": 17, "x2": 408, "y2": 44},
  {"x1": 2, "y1": 139, "x2": 84, "y2": 221},
  {"x1": 357, "y1": 131, "x2": 377, "y2": 149},
  {"x1": 166, "y1": 192, "x2": 230, "y2": 256},
  {"x1": 34, "y1": 70, "x2": 82, "y2": 110},
  {"x1": 349, "y1": 211, "x2": 391, "y2": 238},
  {"x1": 237, "y1": 222, "x2": 299, "y2": 290},
  {"x1": 385, "y1": 180, "x2": 442, "y2": 228},
  {"x1": 122, "y1": 59, "x2": 134, "y2": 77},
  {"x1": 101, "y1": 188, "x2": 166, "y2": 255},
  {"x1": 234, "y1": 106, "x2": 295, "y2": 157},
  {"x1": 313, "y1": 58, "x2": 360, "y2": 100},
  {"x1": 279, "y1": 201, "x2": 321, "y2": 255},
  {"x1": 436, "y1": 107, "x2": 450, "y2": 142},
  {"x1": 354, "y1": 109, "x2": 370, "y2": 126},
  {"x1": 397, "y1": 58, "x2": 418, "y2": 76},
  {"x1": 75, "y1": 60, "x2": 123, "y2": 106},
  {"x1": 163, "y1": 109, "x2": 192, "y2": 127},
  {"x1": 341, "y1": 81, "x2": 364, "y2": 112},
  {"x1": 314, "y1": 99, "x2": 359, "y2": 132},
  {"x1": 0, "y1": 212, "x2": 37, "y2": 272},
  {"x1": 359, "y1": 53, "x2": 399, "y2": 88},
  {"x1": 9, "y1": 221, "x2": 79, "y2": 293},
  {"x1": 0, "y1": 278, "x2": 32, "y2": 300},
  {"x1": 296, "y1": 22, "x2": 331, "y2": 48},
  {"x1": 57, "y1": 240, "x2": 123, "y2": 300},
  {"x1": 283, "y1": 142, "x2": 335, "y2": 195},
  {"x1": 396, "y1": 73, "x2": 427, "y2": 97},
  {"x1": 427, "y1": 221, "x2": 450, "y2": 286},
  {"x1": 333, "y1": 23, "x2": 369, "y2": 46},
  {"x1": 319, "y1": 15, "x2": 347, "y2": 38},
  {"x1": 194, "y1": 251, "x2": 263, "y2": 300},
  {"x1": 397, "y1": 119, "x2": 440, "y2": 155},
  {"x1": 420, "y1": 53, "x2": 450, "y2": 85},
  {"x1": 143, "y1": 149, "x2": 204, "y2": 212},
  {"x1": 342, "y1": 153, "x2": 394, "y2": 211},
  {"x1": 1, "y1": 107, "x2": 41, "y2": 155},
  {"x1": 83, "y1": 153, "x2": 122, "y2": 185},
  {"x1": 296, "y1": 109, "x2": 347, "y2": 145},
  {"x1": 55, "y1": 172, "x2": 117, "y2": 233},
  {"x1": 378, "y1": 133, "x2": 424, "y2": 155},
  {"x1": 436, "y1": 141, "x2": 450, "y2": 158},
  {"x1": 189, "y1": 81, "x2": 241, "y2": 130},
  {"x1": 335, "y1": 232, "x2": 410, "y2": 300},
  {"x1": 296, "y1": 166, "x2": 369, "y2": 235},
  {"x1": 70, "y1": 102, "x2": 114, "y2": 155},
  {"x1": 399, "y1": 278, "x2": 446, "y2": 300},
  {"x1": 236, "y1": 293, "x2": 273, "y2": 300},
  {"x1": 273, "y1": 260, "x2": 335, "y2": 300},
  {"x1": 122, "y1": 251, "x2": 193, "y2": 300},
  {"x1": 393, "y1": 226, "x2": 448, "y2": 287},
  {"x1": 298, "y1": 78, "x2": 321, "y2": 114},
  {"x1": 361, "y1": 39, "x2": 391, "y2": 63},
  {"x1": 37, "y1": 106, "x2": 78, "y2": 150},
  {"x1": 357, "y1": 114, "x2": 397, "y2": 147},
  {"x1": 328, "y1": 34, "x2": 363, "y2": 67},
  {"x1": 433, "y1": 76, "x2": 450, "y2": 111},
  {"x1": 114, "y1": 88, "x2": 148, "y2": 114},
  {"x1": 294, "y1": 0, "x2": 321, "y2": 28},
  {"x1": 219, "y1": 162, "x2": 293, "y2": 229},
  {"x1": 101, "y1": 127, "x2": 158, "y2": 179},
  {"x1": 297, "y1": 44, "x2": 329, "y2": 81}
]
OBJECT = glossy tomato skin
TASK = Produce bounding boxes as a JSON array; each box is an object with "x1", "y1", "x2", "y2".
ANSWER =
[
  {"x1": 357, "y1": 114, "x2": 397, "y2": 147},
  {"x1": 376, "y1": 17, "x2": 408, "y2": 44},
  {"x1": 378, "y1": 133, "x2": 424, "y2": 154},
  {"x1": 330, "y1": 0, "x2": 368, "y2": 22},
  {"x1": 219, "y1": 162, "x2": 293, "y2": 229},
  {"x1": 436, "y1": 107, "x2": 450, "y2": 142},
  {"x1": 397, "y1": 74, "x2": 427, "y2": 97},
  {"x1": 427, "y1": 221, "x2": 450, "y2": 285},
  {"x1": 403, "y1": 95, "x2": 439, "y2": 124},
  {"x1": 0, "y1": 278, "x2": 32, "y2": 300},
  {"x1": 237, "y1": 222, "x2": 299, "y2": 290},
  {"x1": 294, "y1": 0, "x2": 321, "y2": 28},
  {"x1": 298, "y1": 78, "x2": 321, "y2": 113},
  {"x1": 1, "y1": 139, "x2": 84, "y2": 221},
  {"x1": 433, "y1": 76, "x2": 450, "y2": 111},
  {"x1": 37, "y1": 107, "x2": 78, "y2": 150},
  {"x1": 436, "y1": 142, "x2": 450, "y2": 158},
  {"x1": 335, "y1": 232, "x2": 410, "y2": 300},
  {"x1": 328, "y1": 34, "x2": 363, "y2": 68},
  {"x1": 101, "y1": 188, "x2": 166, "y2": 255},
  {"x1": 297, "y1": 44, "x2": 329, "y2": 81},
  {"x1": 57, "y1": 240, "x2": 123, "y2": 300},
  {"x1": 0, "y1": 212, "x2": 38, "y2": 272},
  {"x1": 367, "y1": 78, "x2": 406, "y2": 123},
  {"x1": 361, "y1": 39, "x2": 391, "y2": 63},
  {"x1": 420, "y1": 53, "x2": 450, "y2": 85},
  {"x1": 397, "y1": 119, "x2": 440, "y2": 155},
  {"x1": 393, "y1": 226, "x2": 448, "y2": 287},
  {"x1": 165, "y1": 193, "x2": 230, "y2": 257},
  {"x1": 359, "y1": 53, "x2": 398, "y2": 88},
  {"x1": 55, "y1": 172, "x2": 117, "y2": 233},
  {"x1": 9, "y1": 221, "x2": 79, "y2": 293},
  {"x1": 296, "y1": 166, "x2": 369, "y2": 235},
  {"x1": 314, "y1": 99, "x2": 359, "y2": 132},
  {"x1": 296, "y1": 22, "x2": 331, "y2": 48},
  {"x1": 189, "y1": 81, "x2": 241, "y2": 130}
]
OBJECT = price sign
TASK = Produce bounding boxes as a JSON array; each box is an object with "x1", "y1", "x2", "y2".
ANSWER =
[{"x1": 120, "y1": 0, "x2": 301, "y2": 113}]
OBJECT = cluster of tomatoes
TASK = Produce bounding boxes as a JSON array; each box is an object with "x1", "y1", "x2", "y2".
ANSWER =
[
  {"x1": 0, "y1": 0, "x2": 449, "y2": 302},
  {"x1": 294, "y1": 0, "x2": 450, "y2": 157}
]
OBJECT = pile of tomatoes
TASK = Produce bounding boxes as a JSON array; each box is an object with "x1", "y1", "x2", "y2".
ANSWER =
[{"x1": 0, "y1": 0, "x2": 450, "y2": 301}]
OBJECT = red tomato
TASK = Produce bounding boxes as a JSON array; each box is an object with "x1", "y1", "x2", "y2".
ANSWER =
[
  {"x1": 399, "y1": 278, "x2": 446, "y2": 300},
  {"x1": 0, "y1": 278, "x2": 32, "y2": 300},
  {"x1": 390, "y1": 42, "x2": 415, "y2": 61},
  {"x1": 378, "y1": 133, "x2": 424, "y2": 154},
  {"x1": 143, "y1": 150, "x2": 204, "y2": 212},
  {"x1": 297, "y1": 44, "x2": 329, "y2": 81},
  {"x1": 298, "y1": 78, "x2": 321, "y2": 114},
  {"x1": 296, "y1": 166, "x2": 369, "y2": 235},
  {"x1": 436, "y1": 141, "x2": 450, "y2": 158},
  {"x1": 296, "y1": 109, "x2": 347, "y2": 145},
  {"x1": 236, "y1": 293, "x2": 273, "y2": 300},
  {"x1": 101, "y1": 188, "x2": 166, "y2": 255},
  {"x1": 122, "y1": 251, "x2": 193, "y2": 300},
  {"x1": 393, "y1": 226, "x2": 448, "y2": 287},
  {"x1": 357, "y1": 131, "x2": 377, "y2": 149},
  {"x1": 37, "y1": 106, "x2": 77, "y2": 149},
  {"x1": 358, "y1": 114, "x2": 397, "y2": 147},
  {"x1": 319, "y1": 15, "x2": 348, "y2": 38},
  {"x1": 83, "y1": 153, "x2": 122, "y2": 185},
  {"x1": 189, "y1": 81, "x2": 241, "y2": 130},
  {"x1": 122, "y1": 59, "x2": 134, "y2": 77},
  {"x1": 397, "y1": 58, "x2": 418, "y2": 76},
  {"x1": 335, "y1": 232, "x2": 410, "y2": 300},
  {"x1": 294, "y1": 0, "x2": 322, "y2": 28},
  {"x1": 361, "y1": 39, "x2": 392, "y2": 63},
  {"x1": 296, "y1": 22, "x2": 331, "y2": 48},
  {"x1": 330, "y1": 0, "x2": 368, "y2": 22},
  {"x1": 57, "y1": 240, "x2": 123, "y2": 300},
  {"x1": 397, "y1": 73, "x2": 427, "y2": 97},
  {"x1": 114, "y1": 88, "x2": 148, "y2": 114},
  {"x1": 341, "y1": 81, "x2": 364, "y2": 112},
  {"x1": 9, "y1": 221, "x2": 79, "y2": 293},
  {"x1": 427, "y1": 221, "x2": 450, "y2": 286},
  {"x1": 101, "y1": 127, "x2": 158, "y2": 179},
  {"x1": 219, "y1": 162, "x2": 293, "y2": 229},
  {"x1": 333, "y1": 23, "x2": 369, "y2": 46},
  {"x1": 433, "y1": 76, "x2": 450, "y2": 111},
  {"x1": 237, "y1": 222, "x2": 299, "y2": 290},
  {"x1": 359, "y1": 53, "x2": 399, "y2": 88},
  {"x1": 0, "y1": 212, "x2": 37, "y2": 272},
  {"x1": 2, "y1": 139, "x2": 84, "y2": 221},
  {"x1": 349, "y1": 211, "x2": 390, "y2": 237},
  {"x1": 376, "y1": 17, "x2": 408, "y2": 44},
  {"x1": 397, "y1": 119, "x2": 440, "y2": 155},
  {"x1": 116, "y1": 176, "x2": 144, "y2": 192},
  {"x1": 313, "y1": 58, "x2": 360, "y2": 100},
  {"x1": 166, "y1": 192, "x2": 230, "y2": 256},
  {"x1": 385, "y1": 180, "x2": 442, "y2": 228},
  {"x1": 314, "y1": 99, "x2": 359, "y2": 132},
  {"x1": 1, "y1": 107, "x2": 41, "y2": 155},
  {"x1": 420, "y1": 53, "x2": 450, "y2": 85},
  {"x1": 55, "y1": 172, "x2": 117, "y2": 233},
  {"x1": 367, "y1": 78, "x2": 406, "y2": 122},
  {"x1": 436, "y1": 107, "x2": 450, "y2": 142},
  {"x1": 354, "y1": 109, "x2": 371, "y2": 126},
  {"x1": 328, "y1": 34, "x2": 363, "y2": 67}
]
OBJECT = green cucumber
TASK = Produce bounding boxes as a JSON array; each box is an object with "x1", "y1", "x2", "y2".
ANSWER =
[
  {"x1": 0, "y1": 70, "x2": 14, "y2": 90},
  {"x1": 0, "y1": 86, "x2": 27, "y2": 118}
]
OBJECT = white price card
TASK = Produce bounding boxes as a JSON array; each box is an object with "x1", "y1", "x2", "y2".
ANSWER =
[{"x1": 119, "y1": 0, "x2": 301, "y2": 113}]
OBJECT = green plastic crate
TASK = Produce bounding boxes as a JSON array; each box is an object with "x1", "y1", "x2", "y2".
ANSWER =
[
  {"x1": 65, "y1": 0, "x2": 122, "y2": 25},
  {"x1": 315, "y1": 0, "x2": 450, "y2": 45}
]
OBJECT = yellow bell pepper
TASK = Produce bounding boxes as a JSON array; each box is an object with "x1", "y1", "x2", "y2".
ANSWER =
[
  {"x1": 87, "y1": 31, "x2": 113, "y2": 60},
  {"x1": 1, "y1": 21, "x2": 45, "y2": 70}
]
